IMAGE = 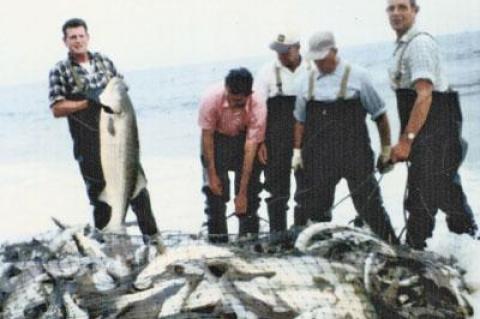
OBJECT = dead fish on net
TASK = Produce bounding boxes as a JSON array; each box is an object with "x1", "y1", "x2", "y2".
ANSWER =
[
  {"x1": 134, "y1": 244, "x2": 234, "y2": 290},
  {"x1": 183, "y1": 271, "x2": 223, "y2": 313},
  {"x1": 63, "y1": 290, "x2": 89, "y2": 319},
  {"x1": 73, "y1": 230, "x2": 131, "y2": 280},
  {"x1": 365, "y1": 250, "x2": 474, "y2": 318},
  {"x1": 46, "y1": 226, "x2": 82, "y2": 257},
  {"x1": 42, "y1": 256, "x2": 84, "y2": 279},
  {"x1": 2, "y1": 273, "x2": 50, "y2": 319},
  {"x1": 98, "y1": 278, "x2": 186, "y2": 318},
  {"x1": 233, "y1": 277, "x2": 292, "y2": 318},
  {"x1": 295, "y1": 223, "x2": 395, "y2": 257},
  {"x1": 206, "y1": 257, "x2": 276, "y2": 280},
  {"x1": 216, "y1": 276, "x2": 259, "y2": 319},
  {"x1": 249, "y1": 255, "x2": 375, "y2": 318}
]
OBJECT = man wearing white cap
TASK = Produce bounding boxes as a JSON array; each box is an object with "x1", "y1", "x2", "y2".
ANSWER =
[
  {"x1": 292, "y1": 31, "x2": 398, "y2": 244},
  {"x1": 255, "y1": 31, "x2": 311, "y2": 232}
]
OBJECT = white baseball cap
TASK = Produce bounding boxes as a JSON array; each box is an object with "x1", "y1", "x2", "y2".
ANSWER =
[{"x1": 306, "y1": 31, "x2": 336, "y2": 61}]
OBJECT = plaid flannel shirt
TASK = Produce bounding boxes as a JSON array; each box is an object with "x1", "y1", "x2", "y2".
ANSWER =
[{"x1": 48, "y1": 51, "x2": 122, "y2": 106}]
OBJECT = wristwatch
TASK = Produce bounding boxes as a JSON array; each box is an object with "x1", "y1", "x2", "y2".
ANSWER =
[{"x1": 405, "y1": 132, "x2": 416, "y2": 142}]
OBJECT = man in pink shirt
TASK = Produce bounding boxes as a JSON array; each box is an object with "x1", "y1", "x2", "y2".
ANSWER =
[{"x1": 199, "y1": 68, "x2": 267, "y2": 243}]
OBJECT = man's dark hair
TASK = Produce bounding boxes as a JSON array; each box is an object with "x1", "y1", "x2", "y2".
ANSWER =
[
  {"x1": 225, "y1": 67, "x2": 253, "y2": 95},
  {"x1": 62, "y1": 18, "x2": 88, "y2": 37},
  {"x1": 408, "y1": 0, "x2": 420, "y2": 11}
]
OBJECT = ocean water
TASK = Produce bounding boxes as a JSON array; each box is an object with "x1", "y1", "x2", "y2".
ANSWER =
[{"x1": 1, "y1": 32, "x2": 480, "y2": 305}]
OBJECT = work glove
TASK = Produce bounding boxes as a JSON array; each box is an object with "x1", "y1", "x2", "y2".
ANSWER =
[
  {"x1": 291, "y1": 148, "x2": 303, "y2": 171},
  {"x1": 376, "y1": 145, "x2": 394, "y2": 174},
  {"x1": 85, "y1": 88, "x2": 114, "y2": 114}
]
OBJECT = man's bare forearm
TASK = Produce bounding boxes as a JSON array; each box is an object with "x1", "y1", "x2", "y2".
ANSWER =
[
  {"x1": 51, "y1": 99, "x2": 89, "y2": 118},
  {"x1": 293, "y1": 121, "x2": 304, "y2": 149},
  {"x1": 238, "y1": 140, "x2": 259, "y2": 195},
  {"x1": 201, "y1": 130, "x2": 216, "y2": 175},
  {"x1": 375, "y1": 113, "x2": 391, "y2": 147},
  {"x1": 403, "y1": 80, "x2": 433, "y2": 138}
]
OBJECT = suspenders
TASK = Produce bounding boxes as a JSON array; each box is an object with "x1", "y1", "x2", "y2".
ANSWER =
[
  {"x1": 274, "y1": 66, "x2": 283, "y2": 96},
  {"x1": 337, "y1": 65, "x2": 351, "y2": 99},
  {"x1": 307, "y1": 64, "x2": 352, "y2": 101},
  {"x1": 393, "y1": 32, "x2": 433, "y2": 86},
  {"x1": 67, "y1": 54, "x2": 111, "y2": 92}
]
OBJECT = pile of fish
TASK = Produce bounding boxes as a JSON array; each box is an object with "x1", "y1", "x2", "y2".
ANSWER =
[{"x1": 0, "y1": 220, "x2": 475, "y2": 318}]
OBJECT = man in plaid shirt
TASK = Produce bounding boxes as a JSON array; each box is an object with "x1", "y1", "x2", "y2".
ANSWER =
[
  {"x1": 387, "y1": 0, "x2": 477, "y2": 249},
  {"x1": 48, "y1": 18, "x2": 163, "y2": 251}
]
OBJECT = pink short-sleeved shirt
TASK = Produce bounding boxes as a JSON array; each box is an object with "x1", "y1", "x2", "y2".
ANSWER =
[{"x1": 198, "y1": 84, "x2": 267, "y2": 143}]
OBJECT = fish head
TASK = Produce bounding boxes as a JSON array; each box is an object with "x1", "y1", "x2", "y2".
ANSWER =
[{"x1": 99, "y1": 77, "x2": 129, "y2": 113}]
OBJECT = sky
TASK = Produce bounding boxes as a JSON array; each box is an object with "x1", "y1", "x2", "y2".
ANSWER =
[{"x1": 1, "y1": 0, "x2": 479, "y2": 86}]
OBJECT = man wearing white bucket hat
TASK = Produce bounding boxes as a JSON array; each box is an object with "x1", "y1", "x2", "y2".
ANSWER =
[
  {"x1": 292, "y1": 31, "x2": 399, "y2": 244},
  {"x1": 255, "y1": 31, "x2": 311, "y2": 232}
]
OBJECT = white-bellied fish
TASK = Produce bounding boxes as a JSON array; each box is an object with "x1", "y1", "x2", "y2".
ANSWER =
[
  {"x1": 134, "y1": 244, "x2": 234, "y2": 290},
  {"x1": 98, "y1": 77, "x2": 147, "y2": 234}
]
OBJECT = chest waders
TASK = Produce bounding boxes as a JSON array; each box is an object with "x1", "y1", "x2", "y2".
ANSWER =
[
  {"x1": 299, "y1": 66, "x2": 398, "y2": 244},
  {"x1": 396, "y1": 89, "x2": 477, "y2": 249},
  {"x1": 66, "y1": 60, "x2": 159, "y2": 236},
  {"x1": 201, "y1": 132, "x2": 262, "y2": 243},
  {"x1": 66, "y1": 59, "x2": 109, "y2": 229},
  {"x1": 263, "y1": 66, "x2": 305, "y2": 233}
]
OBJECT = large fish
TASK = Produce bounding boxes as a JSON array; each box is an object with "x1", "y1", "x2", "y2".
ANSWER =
[{"x1": 98, "y1": 77, "x2": 147, "y2": 234}]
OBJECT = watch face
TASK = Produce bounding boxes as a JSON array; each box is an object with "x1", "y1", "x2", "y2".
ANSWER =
[{"x1": 407, "y1": 133, "x2": 415, "y2": 140}]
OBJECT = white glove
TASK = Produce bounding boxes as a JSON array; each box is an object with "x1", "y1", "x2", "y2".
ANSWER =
[{"x1": 291, "y1": 148, "x2": 303, "y2": 171}]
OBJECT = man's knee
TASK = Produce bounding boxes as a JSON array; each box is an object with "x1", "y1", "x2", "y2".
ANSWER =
[{"x1": 446, "y1": 213, "x2": 477, "y2": 235}]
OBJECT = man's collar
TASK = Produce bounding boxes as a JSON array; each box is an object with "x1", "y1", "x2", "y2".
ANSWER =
[
  {"x1": 397, "y1": 24, "x2": 419, "y2": 44},
  {"x1": 275, "y1": 56, "x2": 303, "y2": 71},
  {"x1": 316, "y1": 58, "x2": 342, "y2": 79},
  {"x1": 221, "y1": 90, "x2": 253, "y2": 111},
  {"x1": 68, "y1": 51, "x2": 93, "y2": 65}
]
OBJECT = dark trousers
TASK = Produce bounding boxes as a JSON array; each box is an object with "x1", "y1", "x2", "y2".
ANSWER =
[
  {"x1": 301, "y1": 147, "x2": 398, "y2": 244},
  {"x1": 263, "y1": 96, "x2": 307, "y2": 232},
  {"x1": 202, "y1": 132, "x2": 262, "y2": 243},
  {"x1": 405, "y1": 138, "x2": 476, "y2": 249},
  {"x1": 299, "y1": 99, "x2": 398, "y2": 244},
  {"x1": 395, "y1": 89, "x2": 477, "y2": 249}
]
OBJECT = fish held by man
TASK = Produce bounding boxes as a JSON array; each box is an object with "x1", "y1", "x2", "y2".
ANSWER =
[{"x1": 97, "y1": 77, "x2": 147, "y2": 234}]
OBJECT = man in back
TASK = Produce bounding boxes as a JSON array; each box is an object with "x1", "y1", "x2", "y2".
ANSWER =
[{"x1": 255, "y1": 31, "x2": 311, "y2": 233}]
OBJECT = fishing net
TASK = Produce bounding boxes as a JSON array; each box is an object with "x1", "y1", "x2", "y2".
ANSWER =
[{"x1": 0, "y1": 224, "x2": 474, "y2": 318}]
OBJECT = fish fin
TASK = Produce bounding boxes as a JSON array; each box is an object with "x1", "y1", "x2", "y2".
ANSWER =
[
  {"x1": 108, "y1": 117, "x2": 115, "y2": 135},
  {"x1": 51, "y1": 217, "x2": 68, "y2": 230}
]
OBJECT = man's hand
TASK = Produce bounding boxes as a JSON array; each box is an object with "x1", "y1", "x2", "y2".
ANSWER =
[
  {"x1": 84, "y1": 88, "x2": 102, "y2": 105},
  {"x1": 208, "y1": 172, "x2": 223, "y2": 196},
  {"x1": 291, "y1": 148, "x2": 303, "y2": 171},
  {"x1": 258, "y1": 143, "x2": 267, "y2": 165},
  {"x1": 85, "y1": 88, "x2": 114, "y2": 114},
  {"x1": 391, "y1": 138, "x2": 412, "y2": 163},
  {"x1": 234, "y1": 192, "x2": 247, "y2": 215},
  {"x1": 376, "y1": 145, "x2": 394, "y2": 174}
]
